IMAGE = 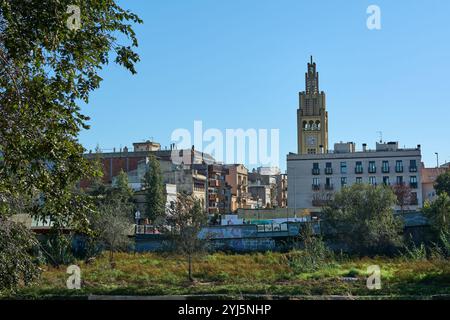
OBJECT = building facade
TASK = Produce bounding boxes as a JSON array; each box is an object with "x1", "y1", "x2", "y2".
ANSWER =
[
  {"x1": 225, "y1": 164, "x2": 250, "y2": 212},
  {"x1": 288, "y1": 142, "x2": 423, "y2": 211}
]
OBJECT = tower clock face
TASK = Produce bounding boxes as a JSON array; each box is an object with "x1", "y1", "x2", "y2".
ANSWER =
[{"x1": 307, "y1": 135, "x2": 317, "y2": 146}]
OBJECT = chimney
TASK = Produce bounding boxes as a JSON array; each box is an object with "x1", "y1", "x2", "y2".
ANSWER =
[{"x1": 363, "y1": 143, "x2": 367, "y2": 152}]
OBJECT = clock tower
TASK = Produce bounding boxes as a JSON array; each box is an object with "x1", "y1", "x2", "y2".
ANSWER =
[{"x1": 297, "y1": 56, "x2": 329, "y2": 154}]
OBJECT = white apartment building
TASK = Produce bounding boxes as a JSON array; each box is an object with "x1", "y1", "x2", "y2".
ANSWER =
[{"x1": 287, "y1": 142, "x2": 423, "y2": 211}]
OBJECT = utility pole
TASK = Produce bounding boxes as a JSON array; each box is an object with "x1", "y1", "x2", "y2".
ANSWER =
[{"x1": 435, "y1": 152, "x2": 439, "y2": 168}]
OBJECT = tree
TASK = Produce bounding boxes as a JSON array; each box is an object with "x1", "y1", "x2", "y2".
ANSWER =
[
  {"x1": 393, "y1": 183, "x2": 412, "y2": 213},
  {"x1": 113, "y1": 169, "x2": 134, "y2": 204},
  {"x1": 0, "y1": 1, "x2": 142, "y2": 231},
  {"x1": 435, "y1": 171, "x2": 450, "y2": 196},
  {"x1": 423, "y1": 192, "x2": 450, "y2": 238},
  {"x1": 322, "y1": 184, "x2": 403, "y2": 255},
  {"x1": 0, "y1": 219, "x2": 41, "y2": 292},
  {"x1": 142, "y1": 155, "x2": 166, "y2": 223},
  {"x1": 90, "y1": 200, "x2": 134, "y2": 267},
  {"x1": 167, "y1": 193, "x2": 208, "y2": 282}
]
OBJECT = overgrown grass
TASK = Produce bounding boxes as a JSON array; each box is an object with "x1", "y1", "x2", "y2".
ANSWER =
[{"x1": 4, "y1": 252, "x2": 450, "y2": 299}]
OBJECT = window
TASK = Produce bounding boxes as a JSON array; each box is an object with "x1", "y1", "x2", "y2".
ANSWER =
[
  {"x1": 312, "y1": 178, "x2": 320, "y2": 190},
  {"x1": 325, "y1": 177, "x2": 333, "y2": 190},
  {"x1": 383, "y1": 176, "x2": 390, "y2": 186},
  {"x1": 356, "y1": 177, "x2": 363, "y2": 184},
  {"x1": 396, "y1": 176, "x2": 404, "y2": 185},
  {"x1": 341, "y1": 177, "x2": 347, "y2": 187},
  {"x1": 368, "y1": 161, "x2": 376, "y2": 173},
  {"x1": 325, "y1": 162, "x2": 333, "y2": 175},
  {"x1": 410, "y1": 176, "x2": 418, "y2": 189},
  {"x1": 410, "y1": 160, "x2": 418, "y2": 172},
  {"x1": 312, "y1": 163, "x2": 320, "y2": 175},
  {"x1": 308, "y1": 148, "x2": 317, "y2": 154},
  {"x1": 396, "y1": 160, "x2": 404, "y2": 173},
  {"x1": 369, "y1": 176, "x2": 377, "y2": 185},
  {"x1": 410, "y1": 192, "x2": 418, "y2": 205},
  {"x1": 382, "y1": 161, "x2": 390, "y2": 173},
  {"x1": 340, "y1": 162, "x2": 347, "y2": 174},
  {"x1": 355, "y1": 161, "x2": 363, "y2": 174}
]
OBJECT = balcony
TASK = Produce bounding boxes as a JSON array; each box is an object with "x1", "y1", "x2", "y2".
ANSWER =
[
  {"x1": 325, "y1": 184, "x2": 334, "y2": 191},
  {"x1": 209, "y1": 179, "x2": 220, "y2": 187},
  {"x1": 355, "y1": 167, "x2": 363, "y2": 174},
  {"x1": 382, "y1": 167, "x2": 390, "y2": 174},
  {"x1": 312, "y1": 199, "x2": 330, "y2": 207},
  {"x1": 325, "y1": 167, "x2": 333, "y2": 175},
  {"x1": 209, "y1": 194, "x2": 219, "y2": 201},
  {"x1": 312, "y1": 168, "x2": 320, "y2": 175},
  {"x1": 396, "y1": 166, "x2": 404, "y2": 173},
  {"x1": 312, "y1": 184, "x2": 321, "y2": 191},
  {"x1": 410, "y1": 183, "x2": 418, "y2": 189},
  {"x1": 409, "y1": 166, "x2": 418, "y2": 173}
]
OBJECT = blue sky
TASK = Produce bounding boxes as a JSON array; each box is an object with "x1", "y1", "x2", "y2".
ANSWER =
[{"x1": 79, "y1": 0, "x2": 450, "y2": 171}]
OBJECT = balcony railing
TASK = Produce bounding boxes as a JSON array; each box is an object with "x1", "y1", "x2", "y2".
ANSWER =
[
  {"x1": 410, "y1": 183, "x2": 418, "y2": 189},
  {"x1": 325, "y1": 184, "x2": 334, "y2": 190},
  {"x1": 312, "y1": 168, "x2": 320, "y2": 175},
  {"x1": 325, "y1": 167, "x2": 333, "y2": 175},
  {"x1": 409, "y1": 166, "x2": 418, "y2": 173},
  {"x1": 312, "y1": 184, "x2": 321, "y2": 191},
  {"x1": 382, "y1": 167, "x2": 390, "y2": 173},
  {"x1": 312, "y1": 199, "x2": 330, "y2": 207},
  {"x1": 396, "y1": 166, "x2": 404, "y2": 173},
  {"x1": 368, "y1": 167, "x2": 377, "y2": 174},
  {"x1": 355, "y1": 167, "x2": 363, "y2": 174}
]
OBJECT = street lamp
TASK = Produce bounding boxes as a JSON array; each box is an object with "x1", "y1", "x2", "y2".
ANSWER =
[{"x1": 435, "y1": 152, "x2": 439, "y2": 168}]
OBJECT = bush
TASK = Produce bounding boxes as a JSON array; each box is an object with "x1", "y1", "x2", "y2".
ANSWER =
[
  {"x1": 41, "y1": 233, "x2": 75, "y2": 267},
  {"x1": 288, "y1": 224, "x2": 333, "y2": 273},
  {"x1": 0, "y1": 219, "x2": 41, "y2": 292}
]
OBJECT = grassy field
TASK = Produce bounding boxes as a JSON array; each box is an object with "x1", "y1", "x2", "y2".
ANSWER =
[{"x1": 6, "y1": 252, "x2": 450, "y2": 299}]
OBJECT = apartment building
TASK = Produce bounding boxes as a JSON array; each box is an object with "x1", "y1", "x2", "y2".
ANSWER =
[
  {"x1": 287, "y1": 141, "x2": 423, "y2": 211},
  {"x1": 225, "y1": 164, "x2": 250, "y2": 212}
]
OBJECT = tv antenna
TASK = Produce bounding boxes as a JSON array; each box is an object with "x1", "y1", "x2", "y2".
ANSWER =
[{"x1": 377, "y1": 131, "x2": 383, "y2": 143}]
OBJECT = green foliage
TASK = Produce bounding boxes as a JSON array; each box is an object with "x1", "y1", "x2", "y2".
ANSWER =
[
  {"x1": 0, "y1": 219, "x2": 41, "y2": 292},
  {"x1": 288, "y1": 224, "x2": 332, "y2": 273},
  {"x1": 0, "y1": 0, "x2": 141, "y2": 231},
  {"x1": 41, "y1": 233, "x2": 75, "y2": 267},
  {"x1": 167, "y1": 193, "x2": 208, "y2": 281},
  {"x1": 142, "y1": 155, "x2": 166, "y2": 223},
  {"x1": 402, "y1": 241, "x2": 428, "y2": 261},
  {"x1": 85, "y1": 169, "x2": 135, "y2": 263},
  {"x1": 323, "y1": 184, "x2": 403, "y2": 255},
  {"x1": 434, "y1": 171, "x2": 450, "y2": 196},
  {"x1": 90, "y1": 200, "x2": 134, "y2": 264},
  {"x1": 114, "y1": 170, "x2": 134, "y2": 204},
  {"x1": 423, "y1": 192, "x2": 450, "y2": 238}
]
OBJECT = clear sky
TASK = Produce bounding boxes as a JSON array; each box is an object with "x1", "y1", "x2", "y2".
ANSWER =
[{"x1": 79, "y1": 0, "x2": 450, "y2": 171}]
